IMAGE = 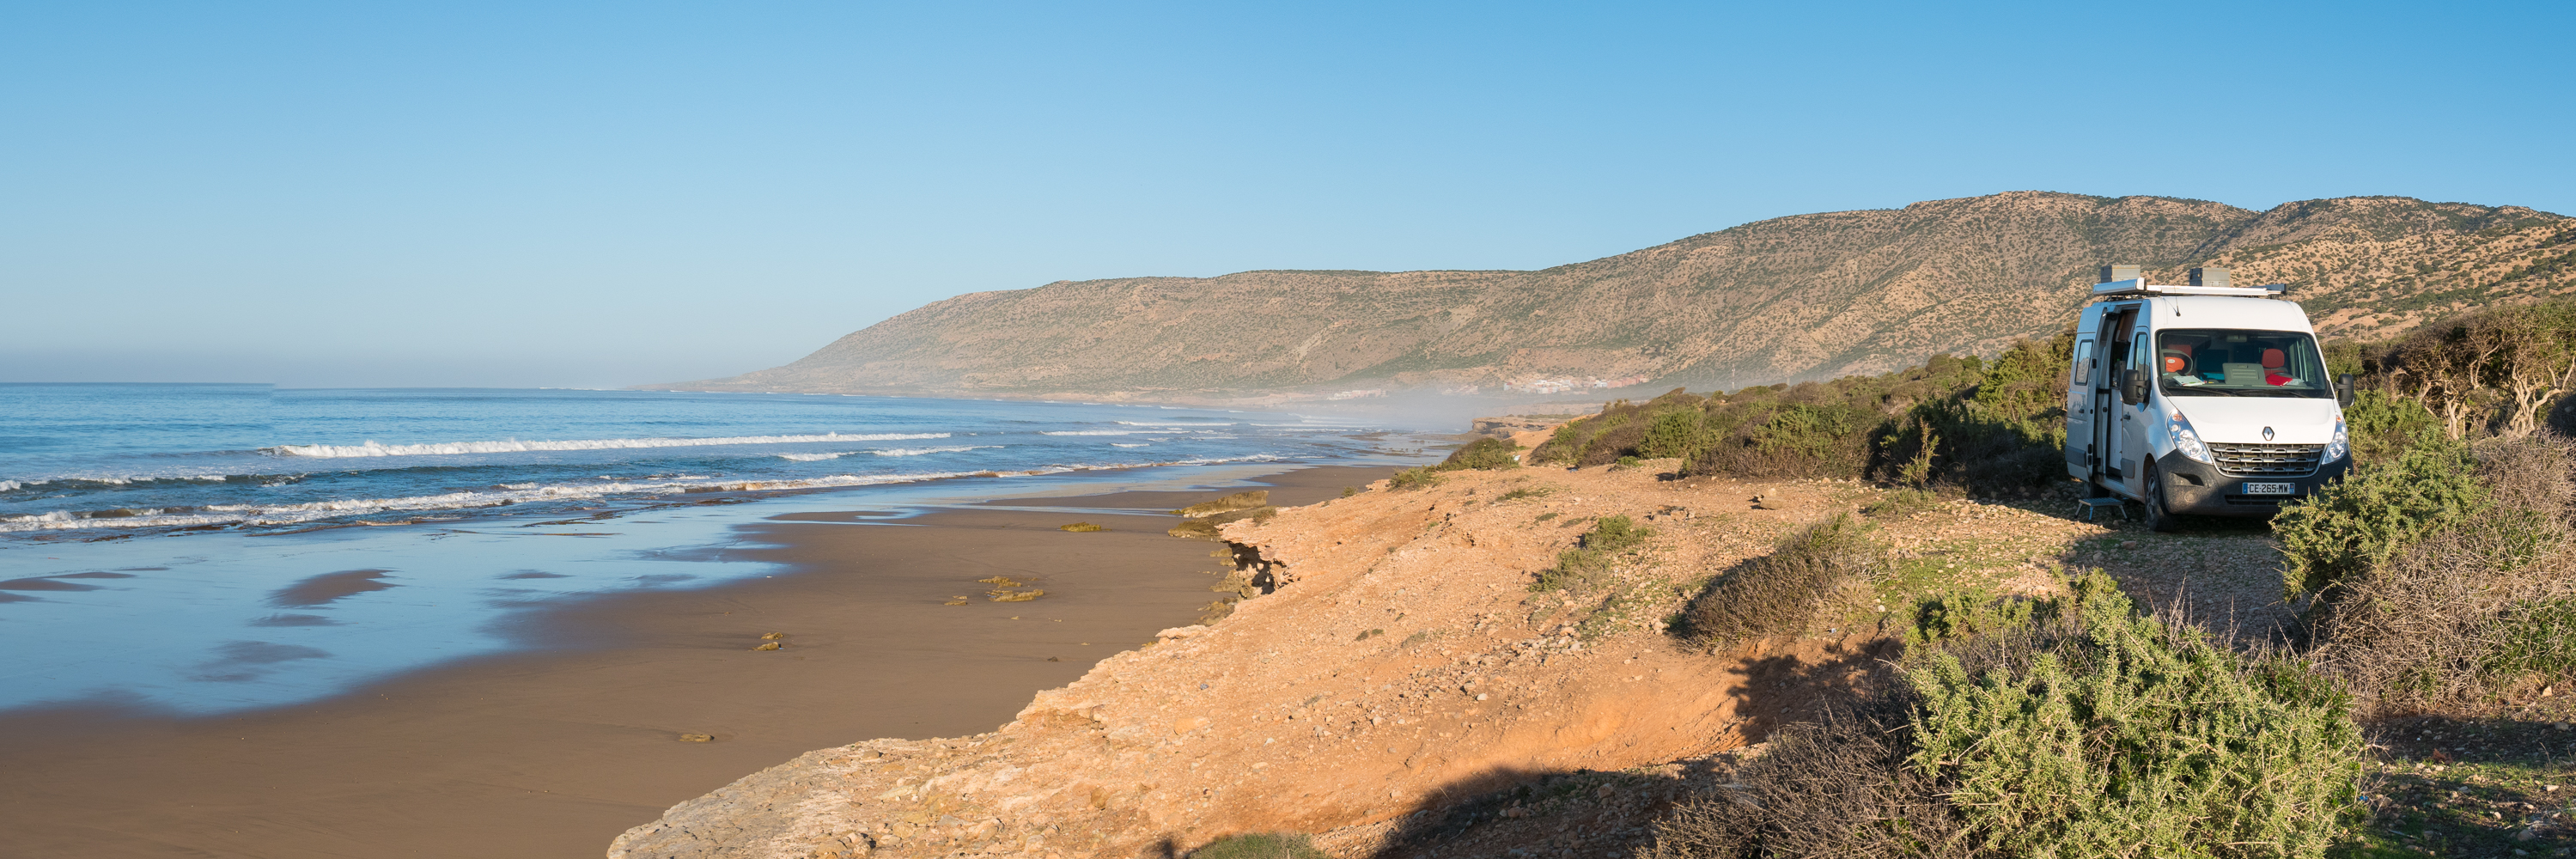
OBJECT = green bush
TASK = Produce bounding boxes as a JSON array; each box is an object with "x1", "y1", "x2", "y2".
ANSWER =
[
  {"x1": 1678, "y1": 515, "x2": 1882, "y2": 647},
  {"x1": 1532, "y1": 417, "x2": 1592, "y2": 465},
  {"x1": 1580, "y1": 514, "x2": 1653, "y2": 553},
  {"x1": 1690, "y1": 398, "x2": 1880, "y2": 478},
  {"x1": 1435, "y1": 437, "x2": 1523, "y2": 472},
  {"x1": 1908, "y1": 572, "x2": 2364, "y2": 858},
  {"x1": 1652, "y1": 572, "x2": 2366, "y2": 858},
  {"x1": 2275, "y1": 426, "x2": 2487, "y2": 598},
  {"x1": 1387, "y1": 466, "x2": 1443, "y2": 491},
  {"x1": 1867, "y1": 335, "x2": 2074, "y2": 494},
  {"x1": 1533, "y1": 389, "x2": 1704, "y2": 466},
  {"x1": 2340, "y1": 389, "x2": 2440, "y2": 464},
  {"x1": 1531, "y1": 515, "x2": 1654, "y2": 592},
  {"x1": 1186, "y1": 832, "x2": 1330, "y2": 859},
  {"x1": 1639, "y1": 408, "x2": 1707, "y2": 459},
  {"x1": 1529, "y1": 337, "x2": 2073, "y2": 490},
  {"x1": 1751, "y1": 404, "x2": 1864, "y2": 461},
  {"x1": 2305, "y1": 434, "x2": 2576, "y2": 714}
]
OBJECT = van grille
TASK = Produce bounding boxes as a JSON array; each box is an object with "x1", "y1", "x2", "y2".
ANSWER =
[{"x1": 2208, "y1": 442, "x2": 2324, "y2": 477}]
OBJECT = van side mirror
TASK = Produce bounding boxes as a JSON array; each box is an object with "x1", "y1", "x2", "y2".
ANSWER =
[
  {"x1": 2122, "y1": 368, "x2": 2148, "y2": 405},
  {"x1": 2336, "y1": 374, "x2": 2355, "y2": 407}
]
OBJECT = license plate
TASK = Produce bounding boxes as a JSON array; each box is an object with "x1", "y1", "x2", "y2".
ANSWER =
[{"x1": 2242, "y1": 482, "x2": 2295, "y2": 495}]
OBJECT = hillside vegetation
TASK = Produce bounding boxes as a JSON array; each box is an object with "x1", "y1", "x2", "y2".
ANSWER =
[
  {"x1": 1605, "y1": 296, "x2": 2576, "y2": 856},
  {"x1": 1529, "y1": 333, "x2": 2073, "y2": 496},
  {"x1": 655, "y1": 192, "x2": 2570, "y2": 402}
]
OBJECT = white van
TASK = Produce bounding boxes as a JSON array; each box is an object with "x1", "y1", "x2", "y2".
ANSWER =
[{"x1": 2066, "y1": 265, "x2": 2354, "y2": 531}]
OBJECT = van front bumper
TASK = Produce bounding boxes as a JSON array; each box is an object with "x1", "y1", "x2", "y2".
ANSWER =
[{"x1": 2155, "y1": 450, "x2": 2351, "y2": 517}]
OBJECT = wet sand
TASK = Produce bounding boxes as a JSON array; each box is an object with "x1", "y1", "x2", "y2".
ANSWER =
[{"x1": 0, "y1": 465, "x2": 1396, "y2": 859}]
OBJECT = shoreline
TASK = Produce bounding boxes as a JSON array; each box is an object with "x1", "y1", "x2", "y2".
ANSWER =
[{"x1": 0, "y1": 464, "x2": 1398, "y2": 859}]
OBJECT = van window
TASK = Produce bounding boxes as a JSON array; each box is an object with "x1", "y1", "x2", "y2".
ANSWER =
[
  {"x1": 2070, "y1": 340, "x2": 2095, "y2": 388},
  {"x1": 2155, "y1": 329, "x2": 2330, "y2": 399}
]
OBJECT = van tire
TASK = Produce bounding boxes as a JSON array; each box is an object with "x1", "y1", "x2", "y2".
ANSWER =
[{"x1": 2143, "y1": 465, "x2": 2178, "y2": 533}]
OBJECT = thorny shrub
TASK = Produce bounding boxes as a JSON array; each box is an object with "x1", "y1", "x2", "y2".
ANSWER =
[
  {"x1": 1529, "y1": 515, "x2": 1653, "y2": 593},
  {"x1": 1436, "y1": 437, "x2": 1524, "y2": 472},
  {"x1": 1678, "y1": 515, "x2": 1884, "y2": 648},
  {"x1": 1387, "y1": 466, "x2": 1442, "y2": 491},
  {"x1": 1908, "y1": 572, "x2": 2363, "y2": 858},
  {"x1": 2274, "y1": 425, "x2": 2486, "y2": 599},
  {"x1": 1646, "y1": 701, "x2": 1961, "y2": 859},
  {"x1": 1385, "y1": 437, "x2": 1523, "y2": 494},
  {"x1": 2342, "y1": 389, "x2": 2442, "y2": 465},
  {"x1": 2307, "y1": 434, "x2": 2576, "y2": 715},
  {"x1": 1653, "y1": 572, "x2": 2366, "y2": 858}
]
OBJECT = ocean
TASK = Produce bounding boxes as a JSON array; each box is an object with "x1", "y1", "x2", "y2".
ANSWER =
[{"x1": 0, "y1": 385, "x2": 1436, "y2": 715}]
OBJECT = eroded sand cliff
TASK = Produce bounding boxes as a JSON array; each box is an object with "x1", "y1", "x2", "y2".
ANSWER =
[{"x1": 610, "y1": 461, "x2": 2262, "y2": 859}]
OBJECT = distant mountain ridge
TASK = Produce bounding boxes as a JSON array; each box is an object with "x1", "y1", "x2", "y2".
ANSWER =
[{"x1": 651, "y1": 192, "x2": 2573, "y2": 403}]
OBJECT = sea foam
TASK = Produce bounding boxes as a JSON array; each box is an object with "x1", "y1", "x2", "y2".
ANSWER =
[
  {"x1": 0, "y1": 453, "x2": 1289, "y2": 533},
  {"x1": 264, "y1": 432, "x2": 949, "y2": 458},
  {"x1": 776, "y1": 445, "x2": 998, "y2": 461}
]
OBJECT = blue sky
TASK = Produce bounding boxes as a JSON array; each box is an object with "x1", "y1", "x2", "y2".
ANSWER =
[{"x1": 4, "y1": 1, "x2": 2568, "y2": 388}]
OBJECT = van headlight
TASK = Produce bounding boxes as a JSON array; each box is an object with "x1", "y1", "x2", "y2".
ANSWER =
[
  {"x1": 2325, "y1": 417, "x2": 2348, "y2": 463},
  {"x1": 2168, "y1": 410, "x2": 2212, "y2": 464}
]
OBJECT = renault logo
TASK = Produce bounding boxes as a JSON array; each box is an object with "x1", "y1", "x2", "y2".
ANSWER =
[{"x1": 2262, "y1": 426, "x2": 2275, "y2": 441}]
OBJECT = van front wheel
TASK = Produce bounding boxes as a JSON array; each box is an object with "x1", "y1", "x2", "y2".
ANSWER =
[{"x1": 2143, "y1": 465, "x2": 2178, "y2": 533}]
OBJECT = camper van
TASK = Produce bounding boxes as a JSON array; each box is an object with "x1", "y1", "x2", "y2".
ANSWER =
[{"x1": 2067, "y1": 265, "x2": 2354, "y2": 531}]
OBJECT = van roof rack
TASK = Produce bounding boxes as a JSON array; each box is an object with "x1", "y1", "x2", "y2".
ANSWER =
[{"x1": 2092, "y1": 278, "x2": 2288, "y2": 299}]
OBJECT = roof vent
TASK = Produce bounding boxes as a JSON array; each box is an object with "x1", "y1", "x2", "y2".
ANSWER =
[
  {"x1": 2189, "y1": 267, "x2": 2229, "y2": 288},
  {"x1": 2098, "y1": 265, "x2": 2142, "y2": 284}
]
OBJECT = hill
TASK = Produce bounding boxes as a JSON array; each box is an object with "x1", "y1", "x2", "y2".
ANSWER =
[{"x1": 649, "y1": 192, "x2": 2572, "y2": 403}]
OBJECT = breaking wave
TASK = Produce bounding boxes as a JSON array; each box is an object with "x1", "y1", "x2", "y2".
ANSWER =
[
  {"x1": 0, "y1": 454, "x2": 1289, "y2": 533},
  {"x1": 263, "y1": 432, "x2": 949, "y2": 458},
  {"x1": 0, "y1": 474, "x2": 290, "y2": 494},
  {"x1": 776, "y1": 445, "x2": 1000, "y2": 461},
  {"x1": 874, "y1": 445, "x2": 1001, "y2": 457}
]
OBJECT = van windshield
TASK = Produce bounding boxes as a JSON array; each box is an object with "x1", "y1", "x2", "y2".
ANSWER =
[{"x1": 2155, "y1": 329, "x2": 2329, "y2": 398}]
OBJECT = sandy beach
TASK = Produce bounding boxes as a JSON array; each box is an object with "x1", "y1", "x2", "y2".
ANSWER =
[{"x1": 0, "y1": 465, "x2": 1396, "y2": 859}]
